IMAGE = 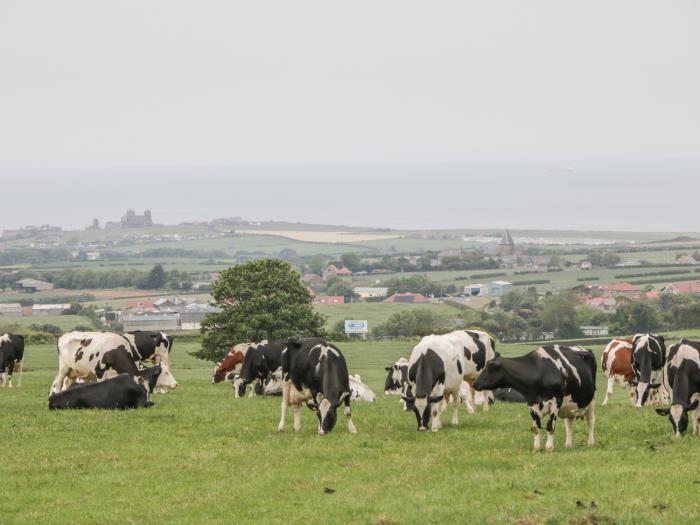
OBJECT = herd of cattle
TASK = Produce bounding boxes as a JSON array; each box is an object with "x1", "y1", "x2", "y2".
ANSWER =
[{"x1": 2, "y1": 328, "x2": 700, "y2": 447}]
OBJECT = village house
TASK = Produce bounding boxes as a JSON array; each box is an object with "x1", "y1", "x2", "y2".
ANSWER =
[
  {"x1": 314, "y1": 295, "x2": 345, "y2": 305},
  {"x1": 322, "y1": 265, "x2": 353, "y2": 280},
  {"x1": 597, "y1": 282, "x2": 640, "y2": 299},
  {"x1": 661, "y1": 280, "x2": 700, "y2": 296}
]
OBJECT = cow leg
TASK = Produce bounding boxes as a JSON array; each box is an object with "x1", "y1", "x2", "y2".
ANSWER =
[
  {"x1": 5, "y1": 361, "x2": 14, "y2": 388},
  {"x1": 344, "y1": 396, "x2": 357, "y2": 434},
  {"x1": 451, "y1": 392, "x2": 460, "y2": 426},
  {"x1": 463, "y1": 385, "x2": 475, "y2": 413},
  {"x1": 602, "y1": 377, "x2": 615, "y2": 406},
  {"x1": 17, "y1": 361, "x2": 22, "y2": 388},
  {"x1": 479, "y1": 386, "x2": 490, "y2": 412},
  {"x1": 529, "y1": 404, "x2": 542, "y2": 451},
  {"x1": 277, "y1": 381, "x2": 291, "y2": 432},
  {"x1": 545, "y1": 399, "x2": 559, "y2": 452},
  {"x1": 1, "y1": 366, "x2": 7, "y2": 387},
  {"x1": 564, "y1": 418, "x2": 574, "y2": 448},
  {"x1": 293, "y1": 402, "x2": 302, "y2": 432},
  {"x1": 585, "y1": 403, "x2": 595, "y2": 446},
  {"x1": 50, "y1": 367, "x2": 70, "y2": 395}
]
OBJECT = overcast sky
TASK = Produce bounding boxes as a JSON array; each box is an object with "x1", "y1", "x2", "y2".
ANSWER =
[{"x1": 1, "y1": 1, "x2": 698, "y2": 231}]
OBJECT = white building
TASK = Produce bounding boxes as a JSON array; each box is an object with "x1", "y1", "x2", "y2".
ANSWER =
[
  {"x1": 353, "y1": 287, "x2": 389, "y2": 299},
  {"x1": 464, "y1": 283, "x2": 489, "y2": 297},
  {"x1": 0, "y1": 303, "x2": 22, "y2": 317},
  {"x1": 489, "y1": 281, "x2": 513, "y2": 296},
  {"x1": 32, "y1": 304, "x2": 71, "y2": 316}
]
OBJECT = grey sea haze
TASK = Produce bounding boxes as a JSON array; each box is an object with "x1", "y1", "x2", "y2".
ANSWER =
[{"x1": 0, "y1": 159, "x2": 698, "y2": 232}]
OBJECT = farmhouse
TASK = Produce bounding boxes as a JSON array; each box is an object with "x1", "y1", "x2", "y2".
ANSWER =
[
  {"x1": 489, "y1": 281, "x2": 513, "y2": 296},
  {"x1": 353, "y1": 287, "x2": 389, "y2": 299},
  {"x1": 0, "y1": 303, "x2": 22, "y2": 317},
  {"x1": 314, "y1": 295, "x2": 345, "y2": 305},
  {"x1": 322, "y1": 265, "x2": 352, "y2": 280},
  {"x1": 32, "y1": 304, "x2": 71, "y2": 316},
  {"x1": 15, "y1": 278, "x2": 54, "y2": 293},
  {"x1": 383, "y1": 293, "x2": 429, "y2": 304},
  {"x1": 661, "y1": 280, "x2": 700, "y2": 296},
  {"x1": 598, "y1": 282, "x2": 640, "y2": 298}
]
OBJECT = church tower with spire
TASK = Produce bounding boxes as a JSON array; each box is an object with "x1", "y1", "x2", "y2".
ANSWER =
[{"x1": 499, "y1": 229, "x2": 515, "y2": 257}]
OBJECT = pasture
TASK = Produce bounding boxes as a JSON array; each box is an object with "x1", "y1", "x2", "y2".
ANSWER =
[{"x1": 3, "y1": 339, "x2": 700, "y2": 524}]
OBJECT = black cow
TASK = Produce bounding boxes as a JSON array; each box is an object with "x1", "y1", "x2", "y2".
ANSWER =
[
  {"x1": 493, "y1": 387, "x2": 527, "y2": 403},
  {"x1": 656, "y1": 340, "x2": 700, "y2": 436},
  {"x1": 48, "y1": 366, "x2": 162, "y2": 410},
  {"x1": 236, "y1": 340, "x2": 285, "y2": 397},
  {"x1": 631, "y1": 333, "x2": 666, "y2": 407},
  {"x1": 474, "y1": 345, "x2": 596, "y2": 451},
  {"x1": 0, "y1": 333, "x2": 25, "y2": 388},
  {"x1": 277, "y1": 338, "x2": 357, "y2": 435}
]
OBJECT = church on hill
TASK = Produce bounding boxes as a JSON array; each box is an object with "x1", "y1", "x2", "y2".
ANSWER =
[{"x1": 499, "y1": 229, "x2": 515, "y2": 257}]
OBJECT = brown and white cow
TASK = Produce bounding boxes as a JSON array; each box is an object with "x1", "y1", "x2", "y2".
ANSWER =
[
  {"x1": 601, "y1": 338, "x2": 635, "y2": 406},
  {"x1": 211, "y1": 342, "x2": 260, "y2": 385}
]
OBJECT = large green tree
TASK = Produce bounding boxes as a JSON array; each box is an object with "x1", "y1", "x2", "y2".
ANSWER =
[
  {"x1": 144, "y1": 264, "x2": 167, "y2": 289},
  {"x1": 194, "y1": 259, "x2": 326, "y2": 362}
]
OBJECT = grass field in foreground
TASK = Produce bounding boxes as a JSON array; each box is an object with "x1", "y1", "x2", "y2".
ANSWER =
[{"x1": 3, "y1": 339, "x2": 700, "y2": 524}]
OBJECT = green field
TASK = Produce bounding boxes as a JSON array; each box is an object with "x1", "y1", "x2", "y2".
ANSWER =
[
  {"x1": 315, "y1": 302, "x2": 468, "y2": 331},
  {"x1": 0, "y1": 314, "x2": 96, "y2": 332},
  {"x1": 3, "y1": 336, "x2": 700, "y2": 524}
]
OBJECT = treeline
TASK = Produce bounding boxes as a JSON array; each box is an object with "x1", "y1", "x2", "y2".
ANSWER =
[{"x1": 39, "y1": 265, "x2": 195, "y2": 290}]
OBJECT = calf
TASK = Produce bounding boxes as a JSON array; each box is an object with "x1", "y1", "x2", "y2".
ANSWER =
[
  {"x1": 601, "y1": 338, "x2": 635, "y2": 406},
  {"x1": 349, "y1": 374, "x2": 376, "y2": 402},
  {"x1": 446, "y1": 329, "x2": 496, "y2": 412},
  {"x1": 474, "y1": 345, "x2": 596, "y2": 451},
  {"x1": 403, "y1": 334, "x2": 465, "y2": 432},
  {"x1": 51, "y1": 331, "x2": 153, "y2": 395},
  {"x1": 48, "y1": 368, "x2": 161, "y2": 410},
  {"x1": 236, "y1": 340, "x2": 285, "y2": 397},
  {"x1": 0, "y1": 333, "x2": 25, "y2": 388},
  {"x1": 656, "y1": 340, "x2": 700, "y2": 436},
  {"x1": 124, "y1": 331, "x2": 177, "y2": 391},
  {"x1": 631, "y1": 333, "x2": 666, "y2": 407},
  {"x1": 278, "y1": 338, "x2": 357, "y2": 435}
]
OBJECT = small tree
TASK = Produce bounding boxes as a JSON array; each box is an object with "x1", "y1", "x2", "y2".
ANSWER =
[
  {"x1": 144, "y1": 264, "x2": 167, "y2": 289},
  {"x1": 340, "y1": 252, "x2": 362, "y2": 272},
  {"x1": 193, "y1": 259, "x2": 326, "y2": 362},
  {"x1": 308, "y1": 255, "x2": 327, "y2": 275}
]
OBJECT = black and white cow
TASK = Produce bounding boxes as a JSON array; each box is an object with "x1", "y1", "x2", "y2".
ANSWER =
[
  {"x1": 124, "y1": 331, "x2": 177, "y2": 392},
  {"x1": 474, "y1": 345, "x2": 596, "y2": 451},
  {"x1": 48, "y1": 366, "x2": 162, "y2": 410},
  {"x1": 236, "y1": 340, "x2": 285, "y2": 397},
  {"x1": 51, "y1": 331, "x2": 152, "y2": 395},
  {"x1": 656, "y1": 340, "x2": 700, "y2": 436},
  {"x1": 446, "y1": 329, "x2": 497, "y2": 412},
  {"x1": 0, "y1": 333, "x2": 25, "y2": 388},
  {"x1": 277, "y1": 338, "x2": 357, "y2": 435},
  {"x1": 384, "y1": 357, "x2": 409, "y2": 396},
  {"x1": 403, "y1": 334, "x2": 465, "y2": 432},
  {"x1": 631, "y1": 333, "x2": 667, "y2": 407}
]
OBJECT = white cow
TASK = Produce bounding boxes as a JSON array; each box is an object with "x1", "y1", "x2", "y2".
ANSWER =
[{"x1": 349, "y1": 374, "x2": 376, "y2": 402}]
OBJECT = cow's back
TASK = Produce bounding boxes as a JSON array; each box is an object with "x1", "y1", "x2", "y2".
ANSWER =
[
  {"x1": 602, "y1": 338, "x2": 633, "y2": 379},
  {"x1": 57, "y1": 331, "x2": 133, "y2": 376},
  {"x1": 409, "y1": 334, "x2": 464, "y2": 396}
]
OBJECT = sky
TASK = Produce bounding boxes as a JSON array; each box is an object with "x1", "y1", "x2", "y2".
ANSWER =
[{"x1": 1, "y1": 1, "x2": 698, "y2": 231}]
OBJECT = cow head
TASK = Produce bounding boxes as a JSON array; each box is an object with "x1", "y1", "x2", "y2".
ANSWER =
[
  {"x1": 630, "y1": 378, "x2": 661, "y2": 407},
  {"x1": 656, "y1": 400, "x2": 700, "y2": 436},
  {"x1": 402, "y1": 392, "x2": 444, "y2": 431},
  {"x1": 155, "y1": 362, "x2": 178, "y2": 391},
  {"x1": 315, "y1": 394, "x2": 347, "y2": 435},
  {"x1": 212, "y1": 351, "x2": 245, "y2": 384},
  {"x1": 139, "y1": 364, "x2": 163, "y2": 395},
  {"x1": 473, "y1": 356, "x2": 507, "y2": 392}
]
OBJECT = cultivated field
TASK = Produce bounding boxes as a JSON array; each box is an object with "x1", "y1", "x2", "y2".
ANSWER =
[{"x1": 3, "y1": 337, "x2": 700, "y2": 524}]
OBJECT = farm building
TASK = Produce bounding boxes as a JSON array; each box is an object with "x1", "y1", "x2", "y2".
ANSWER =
[
  {"x1": 125, "y1": 300, "x2": 155, "y2": 311},
  {"x1": 15, "y1": 278, "x2": 54, "y2": 293},
  {"x1": 464, "y1": 283, "x2": 488, "y2": 297},
  {"x1": 597, "y1": 282, "x2": 640, "y2": 298},
  {"x1": 661, "y1": 280, "x2": 700, "y2": 295},
  {"x1": 121, "y1": 313, "x2": 180, "y2": 332},
  {"x1": 180, "y1": 304, "x2": 221, "y2": 330},
  {"x1": 0, "y1": 303, "x2": 22, "y2": 317},
  {"x1": 489, "y1": 281, "x2": 513, "y2": 296},
  {"x1": 314, "y1": 295, "x2": 345, "y2": 305},
  {"x1": 322, "y1": 265, "x2": 352, "y2": 280},
  {"x1": 383, "y1": 293, "x2": 429, "y2": 304},
  {"x1": 353, "y1": 287, "x2": 389, "y2": 299},
  {"x1": 580, "y1": 326, "x2": 609, "y2": 337},
  {"x1": 32, "y1": 304, "x2": 71, "y2": 316}
]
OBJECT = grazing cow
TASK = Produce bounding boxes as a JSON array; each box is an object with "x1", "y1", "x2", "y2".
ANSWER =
[
  {"x1": 48, "y1": 366, "x2": 162, "y2": 410},
  {"x1": 263, "y1": 367, "x2": 285, "y2": 396},
  {"x1": 445, "y1": 329, "x2": 497, "y2": 412},
  {"x1": 124, "y1": 331, "x2": 177, "y2": 392},
  {"x1": 0, "y1": 334, "x2": 25, "y2": 388},
  {"x1": 631, "y1": 333, "x2": 666, "y2": 407},
  {"x1": 403, "y1": 334, "x2": 465, "y2": 432},
  {"x1": 236, "y1": 340, "x2": 285, "y2": 397},
  {"x1": 278, "y1": 338, "x2": 357, "y2": 435},
  {"x1": 349, "y1": 374, "x2": 376, "y2": 402},
  {"x1": 474, "y1": 345, "x2": 596, "y2": 451},
  {"x1": 212, "y1": 342, "x2": 257, "y2": 384},
  {"x1": 51, "y1": 331, "x2": 152, "y2": 395},
  {"x1": 656, "y1": 340, "x2": 700, "y2": 436},
  {"x1": 601, "y1": 338, "x2": 635, "y2": 406}
]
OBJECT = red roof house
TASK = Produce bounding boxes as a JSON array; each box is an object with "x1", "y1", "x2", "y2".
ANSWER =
[{"x1": 314, "y1": 295, "x2": 345, "y2": 305}]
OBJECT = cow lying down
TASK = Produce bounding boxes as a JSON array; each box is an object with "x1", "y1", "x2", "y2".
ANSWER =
[
  {"x1": 49, "y1": 366, "x2": 161, "y2": 410},
  {"x1": 258, "y1": 369, "x2": 376, "y2": 402}
]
